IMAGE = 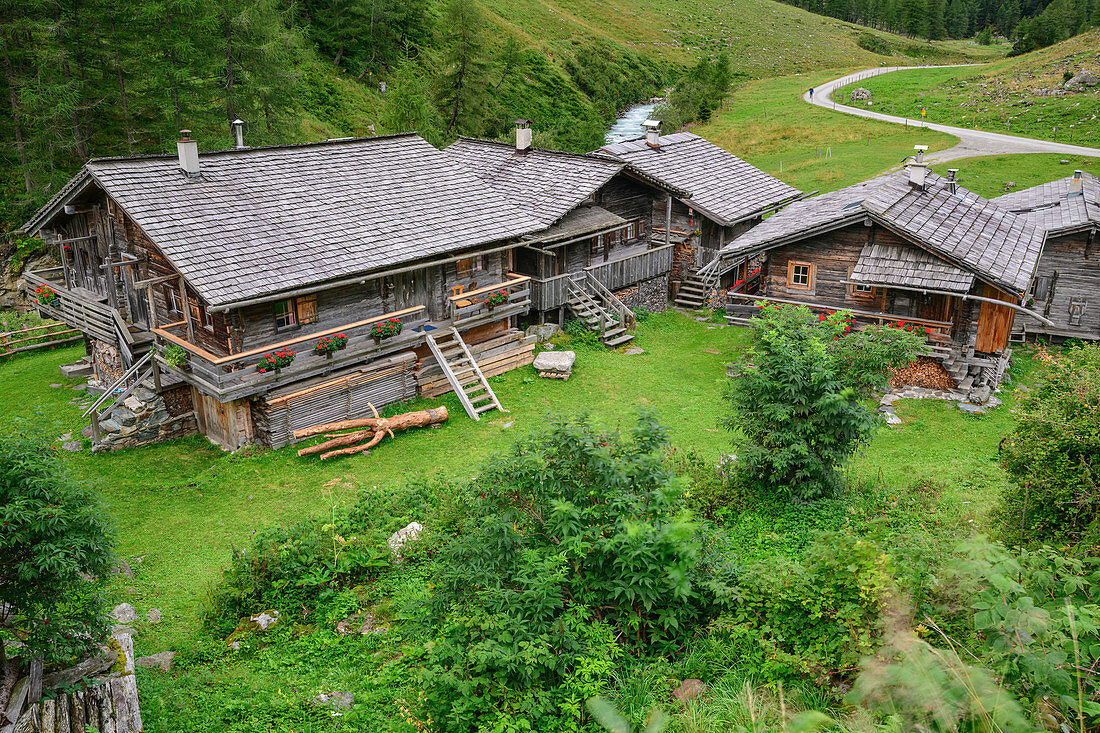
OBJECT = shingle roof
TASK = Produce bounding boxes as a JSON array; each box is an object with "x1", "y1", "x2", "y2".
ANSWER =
[
  {"x1": 443, "y1": 138, "x2": 687, "y2": 228},
  {"x1": 23, "y1": 135, "x2": 544, "y2": 308},
  {"x1": 720, "y1": 169, "x2": 1045, "y2": 294},
  {"x1": 598, "y1": 132, "x2": 802, "y2": 226},
  {"x1": 992, "y1": 172, "x2": 1100, "y2": 236},
  {"x1": 852, "y1": 242, "x2": 975, "y2": 293},
  {"x1": 528, "y1": 206, "x2": 626, "y2": 244}
]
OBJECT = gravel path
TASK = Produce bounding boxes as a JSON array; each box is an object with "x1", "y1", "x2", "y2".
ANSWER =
[{"x1": 805, "y1": 66, "x2": 1100, "y2": 162}]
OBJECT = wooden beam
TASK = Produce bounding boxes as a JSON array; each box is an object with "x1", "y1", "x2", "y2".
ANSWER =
[
  {"x1": 179, "y1": 275, "x2": 195, "y2": 342},
  {"x1": 133, "y1": 274, "x2": 179, "y2": 288}
]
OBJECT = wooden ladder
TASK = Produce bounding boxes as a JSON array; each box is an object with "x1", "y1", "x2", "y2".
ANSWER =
[{"x1": 425, "y1": 328, "x2": 505, "y2": 421}]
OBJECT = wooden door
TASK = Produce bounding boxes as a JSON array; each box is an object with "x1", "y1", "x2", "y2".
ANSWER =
[
  {"x1": 975, "y1": 284, "x2": 1015, "y2": 353},
  {"x1": 393, "y1": 270, "x2": 433, "y2": 318},
  {"x1": 917, "y1": 294, "x2": 952, "y2": 323}
]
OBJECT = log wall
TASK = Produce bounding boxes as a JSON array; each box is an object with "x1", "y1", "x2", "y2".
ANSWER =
[{"x1": 1020, "y1": 229, "x2": 1100, "y2": 338}]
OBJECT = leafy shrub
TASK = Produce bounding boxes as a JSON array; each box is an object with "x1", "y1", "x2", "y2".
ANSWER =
[
  {"x1": 857, "y1": 33, "x2": 893, "y2": 55},
  {"x1": 711, "y1": 531, "x2": 892, "y2": 683},
  {"x1": 724, "y1": 305, "x2": 876, "y2": 501},
  {"x1": 827, "y1": 323, "x2": 927, "y2": 396},
  {"x1": 0, "y1": 437, "x2": 114, "y2": 664},
  {"x1": 415, "y1": 412, "x2": 709, "y2": 730},
  {"x1": 997, "y1": 343, "x2": 1100, "y2": 546}
]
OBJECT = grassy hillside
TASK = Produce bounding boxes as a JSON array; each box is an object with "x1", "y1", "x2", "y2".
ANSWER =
[
  {"x1": 931, "y1": 152, "x2": 1100, "y2": 197},
  {"x1": 834, "y1": 28, "x2": 1100, "y2": 146},
  {"x1": 694, "y1": 71, "x2": 958, "y2": 195}
]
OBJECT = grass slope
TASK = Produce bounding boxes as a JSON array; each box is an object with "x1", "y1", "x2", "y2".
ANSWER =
[
  {"x1": 931, "y1": 152, "x2": 1100, "y2": 197},
  {"x1": 834, "y1": 29, "x2": 1100, "y2": 146},
  {"x1": 694, "y1": 70, "x2": 957, "y2": 194}
]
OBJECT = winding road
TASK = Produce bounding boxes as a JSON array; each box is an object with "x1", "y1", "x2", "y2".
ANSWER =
[{"x1": 805, "y1": 66, "x2": 1100, "y2": 162}]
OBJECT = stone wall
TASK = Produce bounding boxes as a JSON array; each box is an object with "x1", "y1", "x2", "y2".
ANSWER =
[
  {"x1": 614, "y1": 274, "x2": 669, "y2": 313},
  {"x1": 91, "y1": 383, "x2": 198, "y2": 451}
]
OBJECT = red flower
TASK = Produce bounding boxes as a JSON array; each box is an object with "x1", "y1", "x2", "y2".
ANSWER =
[{"x1": 924, "y1": 328, "x2": 931, "y2": 334}]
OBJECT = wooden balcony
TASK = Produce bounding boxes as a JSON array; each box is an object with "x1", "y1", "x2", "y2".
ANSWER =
[
  {"x1": 530, "y1": 243, "x2": 675, "y2": 310},
  {"x1": 449, "y1": 274, "x2": 531, "y2": 329},
  {"x1": 153, "y1": 306, "x2": 430, "y2": 402},
  {"x1": 24, "y1": 268, "x2": 120, "y2": 346}
]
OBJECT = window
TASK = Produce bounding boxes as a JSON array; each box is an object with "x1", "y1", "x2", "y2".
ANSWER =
[
  {"x1": 189, "y1": 299, "x2": 214, "y2": 331},
  {"x1": 1030, "y1": 275, "x2": 1052, "y2": 301},
  {"x1": 847, "y1": 267, "x2": 874, "y2": 297},
  {"x1": 274, "y1": 299, "x2": 297, "y2": 330},
  {"x1": 165, "y1": 285, "x2": 182, "y2": 315},
  {"x1": 296, "y1": 294, "x2": 318, "y2": 324},
  {"x1": 456, "y1": 255, "x2": 486, "y2": 279},
  {"x1": 787, "y1": 261, "x2": 814, "y2": 290}
]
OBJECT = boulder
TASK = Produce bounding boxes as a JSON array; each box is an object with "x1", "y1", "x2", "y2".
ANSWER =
[
  {"x1": 111, "y1": 603, "x2": 139, "y2": 624},
  {"x1": 957, "y1": 402, "x2": 986, "y2": 415},
  {"x1": 123, "y1": 395, "x2": 145, "y2": 412},
  {"x1": 968, "y1": 385, "x2": 992, "y2": 405},
  {"x1": 135, "y1": 651, "x2": 176, "y2": 672},
  {"x1": 884, "y1": 413, "x2": 903, "y2": 426},
  {"x1": 532, "y1": 350, "x2": 576, "y2": 377},
  {"x1": 147, "y1": 608, "x2": 162, "y2": 624},
  {"x1": 314, "y1": 691, "x2": 354, "y2": 710},
  {"x1": 249, "y1": 609, "x2": 280, "y2": 630},
  {"x1": 525, "y1": 324, "x2": 561, "y2": 342},
  {"x1": 672, "y1": 678, "x2": 708, "y2": 704},
  {"x1": 61, "y1": 441, "x2": 83, "y2": 452},
  {"x1": 110, "y1": 407, "x2": 140, "y2": 428},
  {"x1": 335, "y1": 611, "x2": 385, "y2": 636},
  {"x1": 1064, "y1": 70, "x2": 1099, "y2": 90},
  {"x1": 388, "y1": 522, "x2": 423, "y2": 561},
  {"x1": 849, "y1": 87, "x2": 872, "y2": 102}
]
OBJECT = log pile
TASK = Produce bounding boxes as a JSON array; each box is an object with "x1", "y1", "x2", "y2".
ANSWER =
[
  {"x1": 294, "y1": 404, "x2": 448, "y2": 460},
  {"x1": 888, "y1": 357, "x2": 957, "y2": 390}
]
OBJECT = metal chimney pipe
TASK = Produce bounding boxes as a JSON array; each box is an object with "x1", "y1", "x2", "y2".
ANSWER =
[
  {"x1": 643, "y1": 119, "x2": 662, "y2": 147},
  {"x1": 231, "y1": 119, "x2": 247, "y2": 149},
  {"x1": 177, "y1": 130, "x2": 200, "y2": 177},
  {"x1": 947, "y1": 168, "x2": 959, "y2": 195},
  {"x1": 515, "y1": 119, "x2": 532, "y2": 154}
]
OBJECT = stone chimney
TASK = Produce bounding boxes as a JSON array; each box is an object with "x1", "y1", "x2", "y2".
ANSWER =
[
  {"x1": 908, "y1": 145, "x2": 929, "y2": 189},
  {"x1": 231, "y1": 119, "x2": 247, "y2": 149},
  {"x1": 643, "y1": 119, "x2": 661, "y2": 147},
  {"x1": 177, "y1": 130, "x2": 200, "y2": 177},
  {"x1": 515, "y1": 119, "x2": 532, "y2": 155},
  {"x1": 947, "y1": 168, "x2": 959, "y2": 195},
  {"x1": 1069, "y1": 169, "x2": 1083, "y2": 196}
]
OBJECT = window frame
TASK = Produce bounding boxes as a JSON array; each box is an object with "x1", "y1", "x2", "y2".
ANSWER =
[
  {"x1": 165, "y1": 285, "x2": 183, "y2": 315},
  {"x1": 787, "y1": 261, "x2": 815, "y2": 291},
  {"x1": 273, "y1": 298, "x2": 298, "y2": 331},
  {"x1": 847, "y1": 267, "x2": 875, "y2": 298}
]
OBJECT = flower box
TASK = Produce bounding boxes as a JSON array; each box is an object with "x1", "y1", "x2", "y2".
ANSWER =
[
  {"x1": 314, "y1": 333, "x2": 348, "y2": 357},
  {"x1": 34, "y1": 285, "x2": 58, "y2": 306},
  {"x1": 483, "y1": 290, "x2": 510, "y2": 309},
  {"x1": 258, "y1": 349, "x2": 296, "y2": 374},
  {"x1": 371, "y1": 318, "x2": 402, "y2": 341}
]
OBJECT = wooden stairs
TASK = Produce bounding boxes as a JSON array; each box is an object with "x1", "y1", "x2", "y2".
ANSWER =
[
  {"x1": 674, "y1": 269, "x2": 717, "y2": 309},
  {"x1": 566, "y1": 277, "x2": 634, "y2": 348},
  {"x1": 425, "y1": 328, "x2": 505, "y2": 421}
]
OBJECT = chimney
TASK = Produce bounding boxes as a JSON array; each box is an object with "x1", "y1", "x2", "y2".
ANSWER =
[
  {"x1": 947, "y1": 168, "x2": 959, "y2": 195},
  {"x1": 515, "y1": 119, "x2": 532, "y2": 154},
  {"x1": 1069, "y1": 169, "x2": 1083, "y2": 196},
  {"x1": 231, "y1": 119, "x2": 247, "y2": 149},
  {"x1": 177, "y1": 130, "x2": 200, "y2": 177},
  {"x1": 908, "y1": 144, "x2": 929, "y2": 189},
  {"x1": 643, "y1": 119, "x2": 662, "y2": 147}
]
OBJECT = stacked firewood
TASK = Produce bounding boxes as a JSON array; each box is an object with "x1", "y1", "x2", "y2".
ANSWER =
[
  {"x1": 888, "y1": 357, "x2": 956, "y2": 390},
  {"x1": 293, "y1": 404, "x2": 448, "y2": 460}
]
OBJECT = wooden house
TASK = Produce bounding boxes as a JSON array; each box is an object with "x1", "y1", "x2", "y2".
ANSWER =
[
  {"x1": 21, "y1": 132, "x2": 550, "y2": 450},
  {"x1": 598, "y1": 123, "x2": 802, "y2": 307},
  {"x1": 993, "y1": 170, "x2": 1100, "y2": 342},
  {"x1": 444, "y1": 126, "x2": 689, "y2": 347},
  {"x1": 713, "y1": 152, "x2": 1049, "y2": 388}
]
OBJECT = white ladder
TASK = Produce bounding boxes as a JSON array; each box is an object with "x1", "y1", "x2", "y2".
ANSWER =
[{"x1": 424, "y1": 328, "x2": 504, "y2": 420}]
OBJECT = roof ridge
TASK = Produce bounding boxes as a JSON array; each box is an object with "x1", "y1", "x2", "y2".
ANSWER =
[
  {"x1": 86, "y1": 132, "x2": 424, "y2": 165},
  {"x1": 452, "y1": 136, "x2": 625, "y2": 166}
]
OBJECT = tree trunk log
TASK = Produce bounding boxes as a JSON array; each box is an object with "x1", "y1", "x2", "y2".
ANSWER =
[
  {"x1": 319, "y1": 429, "x2": 388, "y2": 460},
  {"x1": 293, "y1": 406, "x2": 448, "y2": 442}
]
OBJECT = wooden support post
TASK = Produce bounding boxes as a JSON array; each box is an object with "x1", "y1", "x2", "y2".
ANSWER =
[
  {"x1": 60, "y1": 237, "x2": 73, "y2": 291},
  {"x1": 90, "y1": 411, "x2": 101, "y2": 445},
  {"x1": 145, "y1": 284, "x2": 158, "y2": 329},
  {"x1": 664, "y1": 196, "x2": 673, "y2": 249},
  {"x1": 28, "y1": 656, "x2": 43, "y2": 705},
  {"x1": 180, "y1": 275, "x2": 195, "y2": 342},
  {"x1": 151, "y1": 356, "x2": 163, "y2": 393}
]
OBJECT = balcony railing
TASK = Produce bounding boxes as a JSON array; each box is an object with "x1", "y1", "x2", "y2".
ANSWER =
[
  {"x1": 726, "y1": 292, "x2": 955, "y2": 344},
  {"x1": 153, "y1": 305, "x2": 430, "y2": 401},
  {"x1": 530, "y1": 244, "x2": 676, "y2": 310},
  {"x1": 24, "y1": 268, "x2": 120, "y2": 346},
  {"x1": 449, "y1": 274, "x2": 531, "y2": 328}
]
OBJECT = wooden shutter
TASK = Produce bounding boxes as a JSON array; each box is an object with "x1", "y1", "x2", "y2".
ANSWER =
[
  {"x1": 296, "y1": 294, "x2": 318, "y2": 324},
  {"x1": 975, "y1": 284, "x2": 1015, "y2": 353}
]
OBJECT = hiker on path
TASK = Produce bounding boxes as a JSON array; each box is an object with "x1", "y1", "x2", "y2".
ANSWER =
[{"x1": 809, "y1": 87, "x2": 814, "y2": 100}]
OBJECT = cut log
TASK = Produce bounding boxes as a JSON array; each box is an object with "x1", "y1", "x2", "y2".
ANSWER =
[{"x1": 295, "y1": 406, "x2": 449, "y2": 459}]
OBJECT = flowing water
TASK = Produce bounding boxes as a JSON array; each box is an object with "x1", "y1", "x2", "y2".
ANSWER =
[{"x1": 604, "y1": 101, "x2": 661, "y2": 144}]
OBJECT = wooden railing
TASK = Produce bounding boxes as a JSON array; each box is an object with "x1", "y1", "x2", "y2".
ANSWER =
[
  {"x1": 24, "y1": 269, "x2": 120, "y2": 346},
  {"x1": 449, "y1": 274, "x2": 531, "y2": 328},
  {"x1": 0, "y1": 322, "x2": 81, "y2": 357},
  {"x1": 726, "y1": 292, "x2": 955, "y2": 343},
  {"x1": 153, "y1": 305, "x2": 430, "y2": 401},
  {"x1": 530, "y1": 244, "x2": 677, "y2": 310}
]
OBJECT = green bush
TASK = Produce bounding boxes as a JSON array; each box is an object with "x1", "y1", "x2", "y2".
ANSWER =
[
  {"x1": 857, "y1": 33, "x2": 893, "y2": 55},
  {"x1": 711, "y1": 531, "x2": 892, "y2": 683},
  {"x1": 0, "y1": 437, "x2": 115, "y2": 664},
  {"x1": 997, "y1": 343, "x2": 1100, "y2": 547},
  {"x1": 415, "y1": 412, "x2": 709, "y2": 730},
  {"x1": 724, "y1": 305, "x2": 876, "y2": 501}
]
